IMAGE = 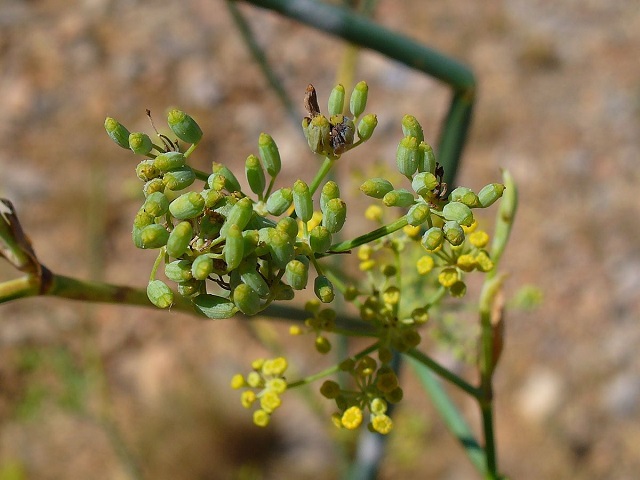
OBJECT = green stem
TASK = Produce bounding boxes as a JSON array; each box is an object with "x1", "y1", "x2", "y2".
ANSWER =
[
  {"x1": 308, "y1": 156, "x2": 335, "y2": 195},
  {"x1": 404, "y1": 348, "x2": 479, "y2": 397},
  {"x1": 329, "y1": 216, "x2": 408, "y2": 253}
]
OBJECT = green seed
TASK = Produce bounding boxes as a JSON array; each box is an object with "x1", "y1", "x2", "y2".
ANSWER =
[
  {"x1": 211, "y1": 163, "x2": 242, "y2": 193},
  {"x1": 169, "y1": 192, "x2": 205, "y2": 220},
  {"x1": 143, "y1": 191, "x2": 169, "y2": 217},
  {"x1": 220, "y1": 197, "x2": 254, "y2": 238},
  {"x1": 224, "y1": 224, "x2": 244, "y2": 272},
  {"x1": 357, "y1": 114, "x2": 378, "y2": 141},
  {"x1": 191, "y1": 254, "x2": 214, "y2": 280},
  {"x1": 478, "y1": 183, "x2": 505, "y2": 208},
  {"x1": 401, "y1": 115, "x2": 424, "y2": 143},
  {"x1": 322, "y1": 198, "x2": 346, "y2": 233},
  {"x1": 266, "y1": 188, "x2": 293, "y2": 216},
  {"x1": 421, "y1": 227, "x2": 444, "y2": 251},
  {"x1": 443, "y1": 221, "x2": 465, "y2": 246},
  {"x1": 104, "y1": 117, "x2": 130, "y2": 149},
  {"x1": 396, "y1": 136, "x2": 419, "y2": 177},
  {"x1": 442, "y1": 201, "x2": 474, "y2": 227},
  {"x1": 406, "y1": 203, "x2": 430, "y2": 226},
  {"x1": 166, "y1": 221, "x2": 193, "y2": 258},
  {"x1": 147, "y1": 280, "x2": 173, "y2": 308},
  {"x1": 309, "y1": 225, "x2": 332, "y2": 253},
  {"x1": 163, "y1": 166, "x2": 196, "y2": 191},
  {"x1": 129, "y1": 132, "x2": 153, "y2": 155},
  {"x1": 154, "y1": 151, "x2": 186, "y2": 172},
  {"x1": 349, "y1": 81, "x2": 368, "y2": 118},
  {"x1": 449, "y1": 187, "x2": 480, "y2": 208},
  {"x1": 245, "y1": 154, "x2": 266, "y2": 198},
  {"x1": 293, "y1": 180, "x2": 313, "y2": 222},
  {"x1": 139, "y1": 224, "x2": 169, "y2": 249},
  {"x1": 165, "y1": 259, "x2": 193, "y2": 282},
  {"x1": 418, "y1": 142, "x2": 436, "y2": 174},
  {"x1": 286, "y1": 257, "x2": 309, "y2": 290},
  {"x1": 314, "y1": 275, "x2": 335, "y2": 303},
  {"x1": 383, "y1": 188, "x2": 415, "y2": 208},
  {"x1": 360, "y1": 178, "x2": 394, "y2": 199},
  {"x1": 167, "y1": 109, "x2": 203, "y2": 144},
  {"x1": 193, "y1": 293, "x2": 238, "y2": 319},
  {"x1": 328, "y1": 84, "x2": 345, "y2": 115},
  {"x1": 233, "y1": 283, "x2": 261, "y2": 315},
  {"x1": 411, "y1": 172, "x2": 439, "y2": 196},
  {"x1": 258, "y1": 133, "x2": 281, "y2": 177},
  {"x1": 136, "y1": 160, "x2": 160, "y2": 182}
]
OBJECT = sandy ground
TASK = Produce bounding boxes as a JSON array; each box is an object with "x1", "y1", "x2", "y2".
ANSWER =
[{"x1": 1, "y1": 0, "x2": 639, "y2": 478}]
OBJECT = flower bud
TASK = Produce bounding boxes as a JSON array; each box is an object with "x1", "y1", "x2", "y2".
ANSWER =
[
  {"x1": 166, "y1": 221, "x2": 193, "y2": 258},
  {"x1": 411, "y1": 172, "x2": 439, "y2": 196},
  {"x1": 443, "y1": 220, "x2": 465, "y2": 246},
  {"x1": 233, "y1": 283, "x2": 261, "y2": 315},
  {"x1": 224, "y1": 224, "x2": 244, "y2": 272},
  {"x1": 143, "y1": 178, "x2": 165, "y2": 197},
  {"x1": 220, "y1": 197, "x2": 253, "y2": 238},
  {"x1": 154, "y1": 151, "x2": 186, "y2": 172},
  {"x1": 266, "y1": 188, "x2": 293, "y2": 216},
  {"x1": 129, "y1": 132, "x2": 153, "y2": 155},
  {"x1": 200, "y1": 188, "x2": 223, "y2": 209},
  {"x1": 442, "y1": 201, "x2": 474, "y2": 227},
  {"x1": 328, "y1": 84, "x2": 345, "y2": 115},
  {"x1": 401, "y1": 115, "x2": 424, "y2": 143},
  {"x1": 417, "y1": 142, "x2": 436, "y2": 174},
  {"x1": 293, "y1": 180, "x2": 313, "y2": 222},
  {"x1": 322, "y1": 198, "x2": 347, "y2": 233},
  {"x1": 191, "y1": 254, "x2": 214, "y2": 280},
  {"x1": 193, "y1": 293, "x2": 238, "y2": 319},
  {"x1": 309, "y1": 225, "x2": 332, "y2": 253},
  {"x1": 349, "y1": 81, "x2": 368, "y2": 117},
  {"x1": 143, "y1": 191, "x2": 169, "y2": 218},
  {"x1": 286, "y1": 257, "x2": 309, "y2": 290},
  {"x1": 167, "y1": 109, "x2": 203, "y2": 144},
  {"x1": 169, "y1": 192, "x2": 205, "y2": 220},
  {"x1": 357, "y1": 114, "x2": 378, "y2": 141},
  {"x1": 314, "y1": 275, "x2": 335, "y2": 303},
  {"x1": 406, "y1": 203, "x2": 430, "y2": 226},
  {"x1": 383, "y1": 188, "x2": 415, "y2": 208},
  {"x1": 139, "y1": 224, "x2": 169, "y2": 249},
  {"x1": 178, "y1": 278, "x2": 203, "y2": 297},
  {"x1": 478, "y1": 183, "x2": 505, "y2": 208},
  {"x1": 449, "y1": 186, "x2": 480, "y2": 208},
  {"x1": 163, "y1": 166, "x2": 196, "y2": 191},
  {"x1": 245, "y1": 154, "x2": 266, "y2": 198},
  {"x1": 242, "y1": 229, "x2": 260, "y2": 257},
  {"x1": 239, "y1": 259, "x2": 270, "y2": 297},
  {"x1": 104, "y1": 117, "x2": 130, "y2": 149},
  {"x1": 136, "y1": 160, "x2": 160, "y2": 182},
  {"x1": 421, "y1": 226, "x2": 444, "y2": 251},
  {"x1": 269, "y1": 230, "x2": 295, "y2": 268},
  {"x1": 147, "y1": 280, "x2": 173, "y2": 308},
  {"x1": 396, "y1": 136, "x2": 419, "y2": 177},
  {"x1": 320, "y1": 181, "x2": 340, "y2": 213},
  {"x1": 304, "y1": 114, "x2": 331, "y2": 155},
  {"x1": 211, "y1": 163, "x2": 242, "y2": 193},
  {"x1": 133, "y1": 209, "x2": 155, "y2": 229},
  {"x1": 360, "y1": 178, "x2": 394, "y2": 199},
  {"x1": 258, "y1": 133, "x2": 281, "y2": 177},
  {"x1": 276, "y1": 216, "x2": 298, "y2": 241},
  {"x1": 165, "y1": 259, "x2": 193, "y2": 282}
]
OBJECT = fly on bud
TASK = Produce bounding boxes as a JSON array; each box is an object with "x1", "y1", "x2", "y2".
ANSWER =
[
  {"x1": 258, "y1": 133, "x2": 281, "y2": 177},
  {"x1": 349, "y1": 81, "x2": 368, "y2": 118},
  {"x1": 167, "y1": 109, "x2": 203, "y2": 145},
  {"x1": 105, "y1": 117, "x2": 131, "y2": 149},
  {"x1": 329, "y1": 115, "x2": 355, "y2": 155}
]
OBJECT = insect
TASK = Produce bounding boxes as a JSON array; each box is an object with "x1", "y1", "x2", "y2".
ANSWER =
[
  {"x1": 433, "y1": 163, "x2": 448, "y2": 201},
  {"x1": 329, "y1": 119, "x2": 354, "y2": 155}
]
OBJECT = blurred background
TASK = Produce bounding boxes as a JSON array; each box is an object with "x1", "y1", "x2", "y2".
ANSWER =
[{"x1": 1, "y1": 0, "x2": 639, "y2": 478}]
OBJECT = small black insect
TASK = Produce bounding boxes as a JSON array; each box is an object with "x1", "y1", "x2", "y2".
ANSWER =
[
  {"x1": 433, "y1": 163, "x2": 448, "y2": 200},
  {"x1": 329, "y1": 120, "x2": 353, "y2": 155}
]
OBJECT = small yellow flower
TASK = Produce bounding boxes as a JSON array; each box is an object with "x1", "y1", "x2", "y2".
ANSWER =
[
  {"x1": 365, "y1": 205, "x2": 383, "y2": 222},
  {"x1": 231, "y1": 374, "x2": 246, "y2": 389},
  {"x1": 403, "y1": 224, "x2": 421, "y2": 239},
  {"x1": 382, "y1": 286, "x2": 400, "y2": 305},
  {"x1": 247, "y1": 371, "x2": 262, "y2": 388},
  {"x1": 357, "y1": 244, "x2": 372, "y2": 261},
  {"x1": 241, "y1": 390, "x2": 256, "y2": 409},
  {"x1": 263, "y1": 356, "x2": 288, "y2": 376},
  {"x1": 475, "y1": 251, "x2": 494, "y2": 272},
  {"x1": 371, "y1": 414, "x2": 393, "y2": 434},
  {"x1": 438, "y1": 267, "x2": 459, "y2": 287},
  {"x1": 462, "y1": 219, "x2": 478, "y2": 234},
  {"x1": 253, "y1": 409, "x2": 270, "y2": 427},
  {"x1": 456, "y1": 254, "x2": 477, "y2": 272},
  {"x1": 307, "y1": 210, "x2": 323, "y2": 231},
  {"x1": 251, "y1": 358, "x2": 265, "y2": 370},
  {"x1": 416, "y1": 255, "x2": 435, "y2": 274},
  {"x1": 260, "y1": 391, "x2": 282, "y2": 413},
  {"x1": 289, "y1": 325, "x2": 303, "y2": 335},
  {"x1": 341, "y1": 406, "x2": 364, "y2": 430},
  {"x1": 331, "y1": 413, "x2": 343, "y2": 429},
  {"x1": 370, "y1": 398, "x2": 388, "y2": 415},
  {"x1": 359, "y1": 259, "x2": 376, "y2": 271},
  {"x1": 267, "y1": 378, "x2": 287, "y2": 394},
  {"x1": 469, "y1": 230, "x2": 489, "y2": 248}
]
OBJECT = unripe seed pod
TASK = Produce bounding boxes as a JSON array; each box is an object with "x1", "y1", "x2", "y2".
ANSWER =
[
  {"x1": 266, "y1": 188, "x2": 293, "y2": 216},
  {"x1": 357, "y1": 113, "x2": 378, "y2": 141},
  {"x1": 360, "y1": 178, "x2": 394, "y2": 199},
  {"x1": 178, "y1": 278, "x2": 203, "y2": 297},
  {"x1": 443, "y1": 220, "x2": 465, "y2": 246},
  {"x1": 154, "y1": 151, "x2": 186, "y2": 172},
  {"x1": 328, "y1": 84, "x2": 345, "y2": 116},
  {"x1": 193, "y1": 293, "x2": 238, "y2": 319},
  {"x1": 136, "y1": 160, "x2": 160, "y2": 182},
  {"x1": 350, "y1": 81, "x2": 368, "y2": 117},
  {"x1": 104, "y1": 117, "x2": 130, "y2": 149},
  {"x1": 255, "y1": 227, "x2": 274, "y2": 257},
  {"x1": 191, "y1": 254, "x2": 214, "y2": 280},
  {"x1": 293, "y1": 180, "x2": 313, "y2": 222},
  {"x1": 322, "y1": 198, "x2": 347, "y2": 233},
  {"x1": 304, "y1": 114, "x2": 331, "y2": 155},
  {"x1": 245, "y1": 154, "x2": 266, "y2": 198},
  {"x1": 166, "y1": 221, "x2": 193, "y2": 258},
  {"x1": 129, "y1": 132, "x2": 153, "y2": 155},
  {"x1": 143, "y1": 178, "x2": 165, "y2": 197},
  {"x1": 449, "y1": 186, "x2": 480, "y2": 208},
  {"x1": 147, "y1": 280, "x2": 173, "y2": 308},
  {"x1": 411, "y1": 172, "x2": 439, "y2": 196},
  {"x1": 383, "y1": 188, "x2": 415, "y2": 208},
  {"x1": 167, "y1": 109, "x2": 203, "y2": 144},
  {"x1": 242, "y1": 230, "x2": 260, "y2": 258},
  {"x1": 169, "y1": 192, "x2": 205, "y2": 220},
  {"x1": 200, "y1": 188, "x2": 223, "y2": 208},
  {"x1": 418, "y1": 142, "x2": 436, "y2": 174},
  {"x1": 276, "y1": 216, "x2": 298, "y2": 241},
  {"x1": 402, "y1": 115, "x2": 424, "y2": 143},
  {"x1": 224, "y1": 224, "x2": 244, "y2": 272},
  {"x1": 258, "y1": 133, "x2": 281, "y2": 177},
  {"x1": 211, "y1": 163, "x2": 242, "y2": 193},
  {"x1": 320, "y1": 181, "x2": 340, "y2": 213},
  {"x1": 233, "y1": 283, "x2": 261, "y2": 315},
  {"x1": 163, "y1": 166, "x2": 196, "y2": 191},
  {"x1": 396, "y1": 136, "x2": 419, "y2": 177},
  {"x1": 165, "y1": 259, "x2": 193, "y2": 282},
  {"x1": 286, "y1": 257, "x2": 309, "y2": 290},
  {"x1": 272, "y1": 282, "x2": 295, "y2": 300},
  {"x1": 139, "y1": 224, "x2": 169, "y2": 249},
  {"x1": 270, "y1": 230, "x2": 295, "y2": 268},
  {"x1": 220, "y1": 197, "x2": 254, "y2": 238},
  {"x1": 134, "y1": 210, "x2": 155, "y2": 229},
  {"x1": 132, "y1": 227, "x2": 144, "y2": 249},
  {"x1": 421, "y1": 226, "x2": 444, "y2": 251},
  {"x1": 478, "y1": 183, "x2": 505, "y2": 208},
  {"x1": 309, "y1": 225, "x2": 332, "y2": 253},
  {"x1": 314, "y1": 275, "x2": 335, "y2": 303},
  {"x1": 143, "y1": 191, "x2": 169, "y2": 217},
  {"x1": 315, "y1": 336, "x2": 331, "y2": 354},
  {"x1": 239, "y1": 259, "x2": 270, "y2": 298},
  {"x1": 406, "y1": 203, "x2": 430, "y2": 226},
  {"x1": 442, "y1": 201, "x2": 474, "y2": 227}
]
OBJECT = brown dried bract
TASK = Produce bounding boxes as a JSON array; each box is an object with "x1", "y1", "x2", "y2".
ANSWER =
[{"x1": 304, "y1": 84, "x2": 321, "y2": 118}]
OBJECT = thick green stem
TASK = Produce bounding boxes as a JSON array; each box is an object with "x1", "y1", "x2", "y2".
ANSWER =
[
  {"x1": 404, "y1": 348, "x2": 479, "y2": 398},
  {"x1": 329, "y1": 216, "x2": 408, "y2": 253}
]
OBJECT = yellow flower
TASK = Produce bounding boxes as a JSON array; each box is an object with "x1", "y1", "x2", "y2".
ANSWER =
[
  {"x1": 456, "y1": 254, "x2": 477, "y2": 272},
  {"x1": 382, "y1": 287, "x2": 400, "y2": 305},
  {"x1": 469, "y1": 230, "x2": 489, "y2": 248},
  {"x1": 241, "y1": 390, "x2": 256, "y2": 409},
  {"x1": 253, "y1": 409, "x2": 270, "y2": 427},
  {"x1": 416, "y1": 255, "x2": 435, "y2": 274},
  {"x1": 341, "y1": 406, "x2": 364, "y2": 430},
  {"x1": 371, "y1": 414, "x2": 393, "y2": 434},
  {"x1": 260, "y1": 391, "x2": 282, "y2": 413},
  {"x1": 230, "y1": 374, "x2": 245, "y2": 389},
  {"x1": 438, "y1": 267, "x2": 459, "y2": 287},
  {"x1": 365, "y1": 205, "x2": 383, "y2": 222}
]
